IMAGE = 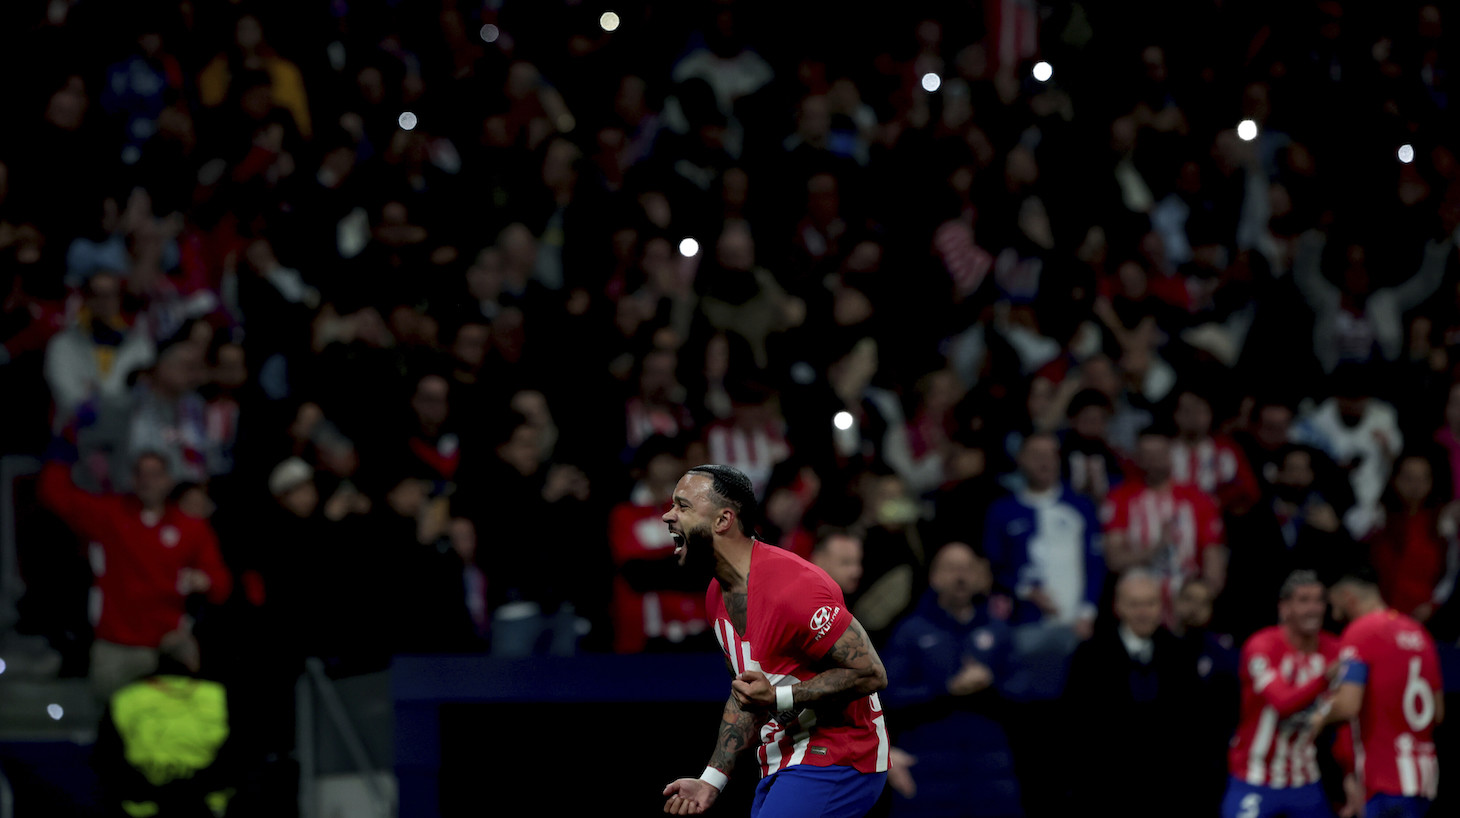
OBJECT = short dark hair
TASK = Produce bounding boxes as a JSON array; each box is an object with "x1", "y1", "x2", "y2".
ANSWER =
[
  {"x1": 1332, "y1": 565, "x2": 1381, "y2": 592},
  {"x1": 686, "y1": 464, "x2": 757, "y2": 536},
  {"x1": 1278, "y1": 569, "x2": 1322, "y2": 600}
]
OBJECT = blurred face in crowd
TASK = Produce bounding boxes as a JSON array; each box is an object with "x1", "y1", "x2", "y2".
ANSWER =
[
  {"x1": 1274, "y1": 449, "x2": 1316, "y2": 500},
  {"x1": 639, "y1": 350, "x2": 678, "y2": 402},
  {"x1": 929, "y1": 542, "x2": 990, "y2": 611},
  {"x1": 213, "y1": 343, "x2": 247, "y2": 391},
  {"x1": 1080, "y1": 356, "x2": 1120, "y2": 399},
  {"x1": 1174, "y1": 392, "x2": 1213, "y2": 441},
  {"x1": 279, "y1": 480, "x2": 318, "y2": 519},
  {"x1": 1136, "y1": 434, "x2": 1173, "y2": 485},
  {"x1": 235, "y1": 14, "x2": 264, "y2": 52},
  {"x1": 1392, "y1": 456, "x2": 1433, "y2": 509},
  {"x1": 84, "y1": 272, "x2": 123, "y2": 323},
  {"x1": 176, "y1": 484, "x2": 215, "y2": 520},
  {"x1": 1115, "y1": 573, "x2": 1163, "y2": 639},
  {"x1": 386, "y1": 478, "x2": 428, "y2": 518},
  {"x1": 813, "y1": 534, "x2": 863, "y2": 595},
  {"x1": 1071, "y1": 403, "x2": 1110, "y2": 441},
  {"x1": 497, "y1": 424, "x2": 542, "y2": 476},
  {"x1": 806, "y1": 173, "x2": 839, "y2": 225},
  {"x1": 466, "y1": 248, "x2": 505, "y2": 302},
  {"x1": 452, "y1": 323, "x2": 490, "y2": 370},
  {"x1": 154, "y1": 342, "x2": 206, "y2": 397},
  {"x1": 1019, "y1": 434, "x2": 1061, "y2": 493},
  {"x1": 133, "y1": 453, "x2": 175, "y2": 510},
  {"x1": 1255, "y1": 405, "x2": 1293, "y2": 450},
  {"x1": 1279, "y1": 582, "x2": 1326, "y2": 638},
  {"x1": 716, "y1": 223, "x2": 755, "y2": 272},
  {"x1": 411, "y1": 375, "x2": 450, "y2": 432},
  {"x1": 644, "y1": 451, "x2": 684, "y2": 496},
  {"x1": 1335, "y1": 392, "x2": 1369, "y2": 426},
  {"x1": 1175, "y1": 580, "x2": 1213, "y2": 632}
]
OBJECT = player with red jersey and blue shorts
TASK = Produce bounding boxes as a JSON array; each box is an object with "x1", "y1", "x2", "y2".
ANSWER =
[
  {"x1": 1223, "y1": 570, "x2": 1341, "y2": 818},
  {"x1": 1318, "y1": 569, "x2": 1444, "y2": 818},
  {"x1": 660, "y1": 465, "x2": 890, "y2": 817}
]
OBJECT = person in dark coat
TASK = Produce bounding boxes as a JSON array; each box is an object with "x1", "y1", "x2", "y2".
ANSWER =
[
  {"x1": 1061, "y1": 569, "x2": 1205, "y2": 818},
  {"x1": 880, "y1": 542, "x2": 1023, "y2": 818}
]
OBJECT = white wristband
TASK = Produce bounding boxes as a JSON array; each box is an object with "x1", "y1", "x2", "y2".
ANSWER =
[
  {"x1": 699, "y1": 766, "x2": 728, "y2": 792},
  {"x1": 775, "y1": 684, "x2": 795, "y2": 712}
]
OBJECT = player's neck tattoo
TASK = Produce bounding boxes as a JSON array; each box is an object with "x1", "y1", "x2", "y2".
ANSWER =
[{"x1": 726, "y1": 588, "x2": 748, "y2": 637}]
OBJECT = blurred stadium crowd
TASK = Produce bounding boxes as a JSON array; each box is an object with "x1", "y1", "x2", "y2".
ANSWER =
[{"x1": 2, "y1": 0, "x2": 1460, "y2": 816}]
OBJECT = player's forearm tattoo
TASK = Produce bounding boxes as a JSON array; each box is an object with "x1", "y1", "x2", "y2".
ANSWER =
[
  {"x1": 708, "y1": 696, "x2": 759, "y2": 774},
  {"x1": 796, "y1": 620, "x2": 887, "y2": 704}
]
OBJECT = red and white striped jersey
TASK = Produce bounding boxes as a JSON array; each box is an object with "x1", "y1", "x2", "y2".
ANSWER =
[
  {"x1": 707, "y1": 542, "x2": 890, "y2": 777},
  {"x1": 1101, "y1": 480, "x2": 1225, "y2": 584},
  {"x1": 703, "y1": 420, "x2": 789, "y2": 501},
  {"x1": 1170, "y1": 435, "x2": 1260, "y2": 511},
  {"x1": 1228, "y1": 626, "x2": 1340, "y2": 788},
  {"x1": 1338, "y1": 609, "x2": 1443, "y2": 800}
]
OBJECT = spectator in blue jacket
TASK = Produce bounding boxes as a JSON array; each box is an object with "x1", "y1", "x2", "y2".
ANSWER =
[
  {"x1": 881, "y1": 541, "x2": 1022, "y2": 818},
  {"x1": 984, "y1": 433, "x2": 1105, "y2": 686}
]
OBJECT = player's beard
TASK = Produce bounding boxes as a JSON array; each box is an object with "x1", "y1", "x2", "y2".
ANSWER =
[{"x1": 681, "y1": 522, "x2": 718, "y2": 578}]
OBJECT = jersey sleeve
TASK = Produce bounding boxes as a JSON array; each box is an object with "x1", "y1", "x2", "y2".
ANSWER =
[
  {"x1": 1243, "y1": 633, "x2": 1330, "y2": 716},
  {"x1": 1338, "y1": 623, "x2": 1372, "y2": 686},
  {"x1": 782, "y1": 566, "x2": 853, "y2": 662}
]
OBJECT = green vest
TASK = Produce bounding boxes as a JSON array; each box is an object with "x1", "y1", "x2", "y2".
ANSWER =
[{"x1": 111, "y1": 676, "x2": 232, "y2": 817}]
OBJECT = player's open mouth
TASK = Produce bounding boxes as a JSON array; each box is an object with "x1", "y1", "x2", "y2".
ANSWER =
[{"x1": 670, "y1": 530, "x2": 685, "y2": 554}]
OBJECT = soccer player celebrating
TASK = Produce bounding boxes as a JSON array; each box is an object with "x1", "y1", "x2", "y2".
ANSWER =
[
  {"x1": 1318, "y1": 568, "x2": 1444, "y2": 818},
  {"x1": 1224, "y1": 570, "x2": 1340, "y2": 818},
  {"x1": 661, "y1": 465, "x2": 890, "y2": 816}
]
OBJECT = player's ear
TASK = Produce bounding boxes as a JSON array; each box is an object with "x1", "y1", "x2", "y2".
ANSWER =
[{"x1": 715, "y1": 508, "x2": 734, "y2": 535}]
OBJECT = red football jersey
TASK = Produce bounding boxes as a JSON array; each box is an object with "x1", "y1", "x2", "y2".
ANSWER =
[
  {"x1": 1102, "y1": 479, "x2": 1225, "y2": 583},
  {"x1": 1171, "y1": 436, "x2": 1260, "y2": 511},
  {"x1": 707, "y1": 542, "x2": 890, "y2": 777},
  {"x1": 607, "y1": 502, "x2": 708, "y2": 653},
  {"x1": 1228, "y1": 626, "x2": 1341, "y2": 788},
  {"x1": 1338, "y1": 609, "x2": 1443, "y2": 800}
]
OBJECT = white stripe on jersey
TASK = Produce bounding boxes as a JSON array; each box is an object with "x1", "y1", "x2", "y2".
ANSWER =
[
  {"x1": 1269, "y1": 726, "x2": 1292, "y2": 788},
  {"x1": 1247, "y1": 708, "x2": 1278, "y2": 785},
  {"x1": 1397, "y1": 735, "x2": 1418, "y2": 797},
  {"x1": 871, "y1": 692, "x2": 890, "y2": 772}
]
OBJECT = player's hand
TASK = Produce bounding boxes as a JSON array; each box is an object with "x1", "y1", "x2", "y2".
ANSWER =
[
  {"x1": 887, "y1": 747, "x2": 917, "y2": 797},
  {"x1": 663, "y1": 778, "x2": 718, "y2": 814},
  {"x1": 1338, "y1": 773, "x2": 1364, "y2": 818},
  {"x1": 730, "y1": 671, "x2": 776, "y2": 711}
]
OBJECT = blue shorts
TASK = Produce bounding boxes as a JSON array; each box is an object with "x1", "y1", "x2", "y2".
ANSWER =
[
  {"x1": 750, "y1": 764, "x2": 887, "y2": 818},
  {"x1": 1221, "y1": 777, "x2": 1333, "y2": 818},
  {"x1": 1365, "y1": 794, "x2": 1431, "y2": 818}
]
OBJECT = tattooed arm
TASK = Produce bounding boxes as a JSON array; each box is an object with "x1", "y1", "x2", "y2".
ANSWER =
[
  {"x1": 663, "y1": 676, "x2": 764, "y2": 814},
  {"x1": 730, "y1": 618, "x2": 888, "y2": 711}
]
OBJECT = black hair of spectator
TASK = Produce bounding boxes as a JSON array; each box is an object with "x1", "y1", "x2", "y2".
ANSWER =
[
  {"x1": 684, "y1": 464, "x2": 757, "y2": 536},
  {"x1": 1328, "y1": 362, "x2": 1377, "y2": 399},
  {"x1": 168, "y1": 480, "x2": 205, "y2": 505},
  {"x1": 131, "y1": 449, "x2": 170, "y2": 472},
  {"x1": 1380, "y1": 446, "x2": 1451, "y2": 512},
  {"x1": 812, "y1": 526, "x2": 858, "y2": 554},
  {"x1": 1137, "y1": 419, "x2": 1178, "y2": 439},
  {"x1": 631, "y1": 434, "x2": 686, "y2": 475},
  {"x1": 488, "y1": 409, "x2": 532, "y2": 451},
  {"x1": 1066, "y1": 387, "x2": 1114, "y2": 419}
]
